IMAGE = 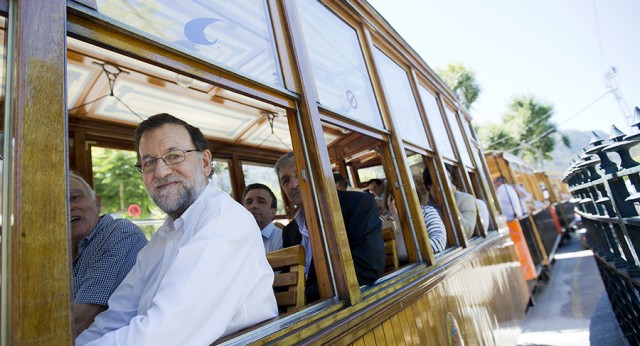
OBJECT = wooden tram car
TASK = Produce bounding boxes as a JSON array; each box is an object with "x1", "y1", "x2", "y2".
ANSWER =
[
  {"x1": 485, "y1": 151, "x2": 574, "y2": 283},
  {"x1": 0, "y1": 0, "x2": 540, "y2": 344}
]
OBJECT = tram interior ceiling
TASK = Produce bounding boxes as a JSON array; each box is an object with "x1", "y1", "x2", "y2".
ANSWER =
[{"x1": 66, "y1": 38, "x2": 294, "y2": 155}]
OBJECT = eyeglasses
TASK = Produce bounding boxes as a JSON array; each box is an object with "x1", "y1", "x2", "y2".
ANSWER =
[{"x1": 135, "y1": 149, "x2": 198, "y2": 173}]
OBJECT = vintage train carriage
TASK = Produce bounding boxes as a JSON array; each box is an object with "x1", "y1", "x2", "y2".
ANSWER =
[
  {"x1": 484, "y1": 150, "x2": 570, "y2": 283},
  {"x1": 2, "y1": 0, "x2": 530, "y2": 344}
]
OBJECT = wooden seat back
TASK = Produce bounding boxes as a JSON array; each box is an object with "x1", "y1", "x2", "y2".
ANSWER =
[
  {"x1": 382, "y1": 219, "x2": 399, "y2": 272},
  {"x1": 266, "y1": 245, "x2": 306, "y2": 312}
]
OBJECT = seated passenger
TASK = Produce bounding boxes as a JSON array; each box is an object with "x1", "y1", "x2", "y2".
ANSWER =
[
  {"x1": 476, "y1": 198, "x2": 490, "y2": 232},
  {"x1": 420, "y1": 203, "x2": 447, "y2": 254},
  {"x1": 366, "y1": 178, "x2": 386, "y2": 199},
  {"x1": 423, "y1": 168, "x2": 477, "y2": 239},
  {"x1": 276, "y1": 152, "x2": 385, "y2": 302},
  {"x1": 77, "y1": 113, "x2": 277, "y2": 345},
  {"x1": 243, "y1": 183, "x2": 283, "y2": 252},
  {"x1": 385, "y1": 182, "x2": 446, "y2": 257},
  {"x1": 384, "y1": 193, "x2": 407, "y2": 262},
  {"x1": 333, "y1": 172, "x2": 349, "y2": 191},
  {"x1": 70, "y1": 172, "x2": 148, "y2": 337},
  {"x1": 375, "y1": 197, "x2": 390, "y2": 219}
]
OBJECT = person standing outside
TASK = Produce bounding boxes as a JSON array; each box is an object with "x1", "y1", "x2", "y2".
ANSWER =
[
  {"x1": 243, "y1": 183, "x2": 283, "y2": 252},
  {"x1": 70, "y1": 172, "x2": 148, "y2": 337},
  {"x1": 493, "y1": 176, "x2": 524, "y2": 221},
  {"x1": 77, "y1": 113, "x2": 277, "y2": 345},
  {"x1": 493, "y1": 175, "x2": 535, "y2": 280}
]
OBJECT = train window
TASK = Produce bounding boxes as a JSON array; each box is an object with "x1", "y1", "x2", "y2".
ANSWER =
[
  {"x1": 91, "y1": 146, "x2": 165, "y2": 238},
  {"x1": 296, "y1": 0, "x2": 383, "y2": 129},
  {"x1": 211, "y1": 159, "x2": 233, "y2": 196},
  {"x1": 94, "y1": 0, "x2": 283, "y2": 87},
  {"x1": 468, "y1": 170, "x2": 495, "y2": 233},
  {"x1": 446, "y1": 164, "x2": 481, "y2": 238},
  {"x1": 417, "y1": 85, "x2": 456, "y2": 161},
  {"x1": 408, "y1": 153, "x2": 457, "y2": 252},
  {"x1": 357, "y1": 165, "x2": 385, "y2": 190},
  {"x1": 444, "y1": 107, "x2": 474, "y2": 168},
  {"x1": 242, "y1": 161, "x2": 285, "y2": 215},
  {"x1": 372, "y1": 47, "x2": 430, "y2": 149},
  {"x1": 323, "y1": 121, "x2": 425, "y2": 270}
]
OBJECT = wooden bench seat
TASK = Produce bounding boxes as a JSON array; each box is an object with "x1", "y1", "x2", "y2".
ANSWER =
[
  {"x1": 266, "y1": 245, "x2": 306, "y2": 312},
  {"x1": 382, "y1": 220, "x2": 399, "y2": 272}
]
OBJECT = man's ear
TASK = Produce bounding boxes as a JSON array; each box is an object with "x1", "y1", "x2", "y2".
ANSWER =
[
  {"x1": 202, "y1": 149, "x2": 213, "y2": 177},
  {"x1": 95, "y1": 195, "x2": 102, "y2": 211},
  {"x1": 270, "y1": 208, "x2": 276, "y2": 218}
]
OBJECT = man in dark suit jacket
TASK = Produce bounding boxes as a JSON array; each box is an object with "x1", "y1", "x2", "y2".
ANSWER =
[{"x1": 276, "y1": 152, "x2": 385, "y2": 302}]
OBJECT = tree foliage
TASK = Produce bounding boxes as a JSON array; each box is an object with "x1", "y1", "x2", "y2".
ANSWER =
[
  {"x1": 435, "y1": 63, "x2": 481, "y2": 110},
  {"x1": 92, "y1": 147, "x2": 162, "y2": 219},
  {"x1": 477, "y1": 95, "x2": 570, "y2": 165}
]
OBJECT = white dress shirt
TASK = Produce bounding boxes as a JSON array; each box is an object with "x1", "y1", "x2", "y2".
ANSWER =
[
  {"x1": 76, "y1": 184, "x2": 278, "y2": 345},
  {"x1": 496, "y1": 184, "x2": 524, "y2": 221},
  {"x1": 261, "y1": 222, "x2": 283, "y2": 252}
]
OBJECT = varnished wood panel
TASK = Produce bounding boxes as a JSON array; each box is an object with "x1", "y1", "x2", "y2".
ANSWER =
[
  {"x1": 282, "y1": 233, "x2": 529, "y2": 346},
  {"x1": 6, "y1": 0, "x2": 72, "y2": 344}
]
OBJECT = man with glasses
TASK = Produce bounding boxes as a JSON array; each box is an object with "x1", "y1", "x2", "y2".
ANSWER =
[{"x1": 77, "y1": 113, "x2": 277, "y2": 345}]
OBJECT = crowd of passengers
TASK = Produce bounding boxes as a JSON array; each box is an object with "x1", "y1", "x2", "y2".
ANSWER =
[{"x1": 70, "y1": 113, "x2": 529, "y2": 344}]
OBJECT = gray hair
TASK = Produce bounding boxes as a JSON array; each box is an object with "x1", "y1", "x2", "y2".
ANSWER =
[
  {"x1": 275, "y1": 151, "x2": 296, "y2": 177},
  {"x1": 69, "y1": 171, "x2": 96, "y2": 199}
]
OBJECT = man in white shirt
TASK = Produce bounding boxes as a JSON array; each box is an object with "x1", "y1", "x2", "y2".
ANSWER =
[
  {"x1": 243, "y1": 183, "x2": 283, "y2": 252},
  {"x1": 494, "y1": 176, "x2": 524, "y2": 221},
  {"x1": 77, "y1": 113, "x2": 277, "y2": 345}
]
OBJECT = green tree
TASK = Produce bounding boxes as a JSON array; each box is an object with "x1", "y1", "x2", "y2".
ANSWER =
[
  {"x1": 435, "y1": 63, "x2": 481, "y2": 109},
  {"x1": 477, "y1": 96, "x2": 570, "y2": 166},
  {"x1": 476, "y1": 123, "x2": 519, "y2": 151},
  {"x1": 92, "y1": 147, "x2": 161, "y2": 219}
]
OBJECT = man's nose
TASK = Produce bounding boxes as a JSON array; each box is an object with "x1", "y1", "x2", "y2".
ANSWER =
[
  {"x1": 290, "y1": 175, "x2": 299, "y2": 188},
  {"x1": 154, "y1": 159, "x2": 172, "y2": 178}
]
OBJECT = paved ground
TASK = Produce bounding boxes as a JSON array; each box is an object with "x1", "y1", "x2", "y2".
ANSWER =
[{"x1": 516, "y1": 233, "x2": 628, "y2": 346}]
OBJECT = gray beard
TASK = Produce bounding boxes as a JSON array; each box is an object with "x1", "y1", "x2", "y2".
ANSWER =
[{"x1": 151, "y1": 175, "x2": 207, "y2": 220}]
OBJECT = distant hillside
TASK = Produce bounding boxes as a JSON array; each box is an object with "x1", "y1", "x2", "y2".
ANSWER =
[{"x1": 541, "y1": 129, "x2": 607, "y2": 176}]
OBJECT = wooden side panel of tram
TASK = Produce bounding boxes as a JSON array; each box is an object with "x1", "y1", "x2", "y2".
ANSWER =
[
  {"x1": 256, "y1": 233, "x2": 529, "y2": 345},
  {"x1": 348, "y1": 237, "x2": 528, "y2": 345}
]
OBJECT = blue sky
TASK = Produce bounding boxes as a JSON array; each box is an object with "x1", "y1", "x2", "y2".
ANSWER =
[{"x1": 367, "y1": 0, "x2": 640, "y2": 134}]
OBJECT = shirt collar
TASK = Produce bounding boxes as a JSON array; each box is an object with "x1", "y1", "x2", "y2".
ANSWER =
[{"x1": 261, "y1": 222, "x2": 276, "y2": 239}]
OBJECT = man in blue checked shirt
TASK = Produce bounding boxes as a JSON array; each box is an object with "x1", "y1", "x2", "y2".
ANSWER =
[{"x1": 70, "y1": 172, "x2": 148, "y2": 337}]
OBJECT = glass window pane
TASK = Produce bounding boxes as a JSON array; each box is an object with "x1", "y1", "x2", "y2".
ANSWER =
[
  {"x1": 444, "y1": 107, "x2": 474, "y2": 168},
  {"x1": 91, "y1": 147, "x2": 166, "y2": 238},
  {"x1": 211, "y1": 159, "x2": 232, "y2": 195},
  {"x1": 297, "y1": 0, "x2": 382, "y2": 129},
  {"x1": 357, "y1": 165, "x2": 385, "y2": 187},
  {"x1": 418, "y1": 86, "x2": 455, "y2": 160},
  {"x1": 95, "y1": 0, "x2": 283, "y2": 87},
  {"x1": 242, "y1": 162, "x2": 285, "y2": 215},
  {"x1": 373, "y1": 47, "x2": 430, "y2": 148}
]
